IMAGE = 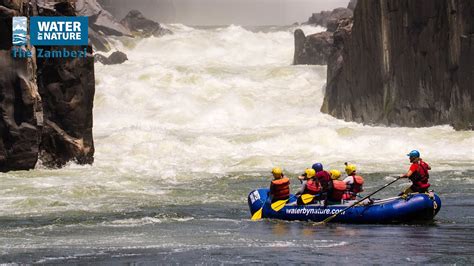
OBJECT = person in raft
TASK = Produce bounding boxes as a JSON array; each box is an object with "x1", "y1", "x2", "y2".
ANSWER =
[
  {"x1": 400, "y1": 150, "x2": 431, "y2": 195},
  {"x1": 329, "y1": 169, "x2": 342, "y2": 180},
  {"x1": 327, "y1": 169, "x2": 348, "y2": 203},
  {"x1": 269, "y1": 167, "x2": 290, "y2": 203},
  {"x1": 312, "y1": 163, "x2": 332, "y2": 201},
  {"x1": 295, "y1": 168, "x2": 321, "y2": 205},
  {"x1": 342, "y1": 163, "x2": 365, "y2": 200}
]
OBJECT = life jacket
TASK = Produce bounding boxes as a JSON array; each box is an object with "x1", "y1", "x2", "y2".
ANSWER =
[
  {"x1": 344, "y1": 175, "x2": 364, "y2": 200},
  {"x1": 316, "y1": 171, "x2": 332, "y2": 192},
  {"x1": 329, "y1": 180, "x2": 347, "y2": 201},
  {"x1": 270, "y1": 177, "x2": 290, "y2": 200},
  {"x1": 409, "y1": 160, "x2": 430, "y2": 191},
  {"x1": 350, "y1": 175, "x2": 364, "y2": 193},
  {"x1": 303, "y1": 179, "x2": 321, "y2": 195}
]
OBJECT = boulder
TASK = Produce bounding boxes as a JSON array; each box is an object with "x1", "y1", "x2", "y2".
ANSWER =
[
  {"x1": 94, "y1": 51, "x2": 128, "y2": 65},
  {"x1": 121, "y1": 10, "x2": 172, "y2": 37},
  {"x1": 88, "y1": 27, "x2": 111, "y2": 52}
]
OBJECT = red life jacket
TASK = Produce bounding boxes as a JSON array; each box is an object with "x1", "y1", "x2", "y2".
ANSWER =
[
  {"x1": 304, "y1": 179, "x2": 321, "y2": 195},
  {"x1": 344, "y1": 175, "x2": 364, "y2": 200},
  {"x1": 329, "y1": 180, "x2": 347, "y2": 201},
  {"x1": 351, "y1": 175, "x2": 364, "y2": 193},
  {"x1": 270, "y1": 177, "x2": 290, "y2": 200},
  {"x1": 410, "y1": 160, "x2": 430, "y2": 191},
  {"x1": 316, "y1": 171, "x2": 331, "y2": 192}
]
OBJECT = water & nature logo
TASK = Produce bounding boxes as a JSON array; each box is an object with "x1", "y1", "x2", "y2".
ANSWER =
[
  {"x1": 12, "y1": 16, "x2": 27, "y2": 46},
  {"x1": 11, "y1": 16, "x2": 89, "y2": 59}
]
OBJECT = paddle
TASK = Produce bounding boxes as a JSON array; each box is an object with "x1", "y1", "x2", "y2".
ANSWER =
[
  {"x1": 301, "y1": 193, "x2": 322, "y2": 204},
  {"x1": 313, "y1": 176, "x2": 402, "y2": 225},
  {"x1": 252, "y1": 195, "x2": 295, "y2": 220},
  {"x1": 251, "y1": 208, "x2": 263, "y2": 220},
  {"x1": 271, "y1": 199, "x2": 289, "y2": 211}
]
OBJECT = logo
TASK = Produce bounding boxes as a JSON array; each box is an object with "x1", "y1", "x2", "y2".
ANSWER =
[
  {"x1": 12, "y1": 16, "x2": 27, "y2": 46},
  {"x1": 30, "y1": 16, "x2": 88, "y2": 46},
  {"x1": 12, "y1": 16, "x2": 89, "y2": 59}
]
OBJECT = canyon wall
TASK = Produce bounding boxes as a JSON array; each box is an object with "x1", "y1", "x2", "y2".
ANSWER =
[{"x1": 321, "y1": 0, "x2": 473, "y2": 130}]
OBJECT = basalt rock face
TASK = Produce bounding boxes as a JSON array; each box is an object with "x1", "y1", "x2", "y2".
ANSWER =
[
  {"x1": 0, "y1": 51, "x2": 42, "y2": 171},
  {"x1": 347, "y1": 0, "x2": 358, "y2": 11},
  {"x1": 0, "y1": 1, "x2": 95, "y2": 171},
  {"x1": 322, "y1": 0, "x2": 473, "y2": 130},
  {"x1": 121, "y1": 10, "x2": 172, "y2": 37},
  {"x1": 75, "y1": 0, "x2": 132, "y2": 53},
  {"x1": 293, "y1": 29, "x2": 333, "y2": 65},
  {"x1": 295, "y1": 3, "x2": 354, "y2": 66},
  {"x1": 307, "y1": 7, "x2": 353, "y2": 30},
  {"x1": 36, "y1": 44, "x2": 95, "y2": 167},
  {"x1": 76, "y1": 0, "x2": 131, "y2": 37}
]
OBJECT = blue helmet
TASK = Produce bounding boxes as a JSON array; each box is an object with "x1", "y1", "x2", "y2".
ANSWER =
[
  {"x1": 407, "y1": 150, "x2": 420, "y2": 158},
  {"x1": 312, "y1": 163, "x2": 323, "y2": 172}
]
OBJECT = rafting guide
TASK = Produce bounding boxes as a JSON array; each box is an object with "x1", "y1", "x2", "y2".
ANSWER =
[{"x1": 11, "y1": 16, "x2": 88, "y2": 59}]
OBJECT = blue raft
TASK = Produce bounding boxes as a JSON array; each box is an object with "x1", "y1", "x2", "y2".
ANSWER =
[{"x1": 248, "y1": 188, "x2": 441, "y2": 224}]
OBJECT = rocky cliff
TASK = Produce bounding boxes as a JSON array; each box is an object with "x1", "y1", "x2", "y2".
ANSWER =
[
  {"x1": 0, "y1": 0, "x2": 95, "y2": 171},
  {"x1": 322, "y1": 0, "x2": 473, "y2": 130},
  {"x1": 294, "y1": 2, "x2": 354, "y2": 65},
  {"x1": 293, "y1": 30, "x2": 333, "y2": 65},
  {"x1": 307, "y1": 7, "x2": 353, "y2": 30}
]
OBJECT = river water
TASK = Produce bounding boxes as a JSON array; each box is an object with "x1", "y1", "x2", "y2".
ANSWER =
[{"x1": 1, "y1": 25, "x2": 473, "y2": 264}]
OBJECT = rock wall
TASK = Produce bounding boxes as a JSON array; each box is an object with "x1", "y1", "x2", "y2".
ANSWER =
[
  {"x1": 294, "y1": 2, "x2": 354, "y2": 66},
  {"x1": 322, "y1": 0, "x2": 473, "y2": 130},
  {"x1": 0, "y1": 0, "x2": 95, "y2": 171},
  {"x1": 307, "y1": 7, "x2": 353, "y2": 29},
  {"x1": 293, "y1": 30, "x2": 333, "y2": 65}
]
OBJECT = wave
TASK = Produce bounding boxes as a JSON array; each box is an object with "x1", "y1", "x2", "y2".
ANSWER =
[{"x1": 93, "y1": 24, "x2": 473, "y2": 177}]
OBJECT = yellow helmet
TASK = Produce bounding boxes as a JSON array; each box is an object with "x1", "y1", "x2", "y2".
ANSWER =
[
  {"x1": 272, "y1": 167, "x2": 282, "y2": 176},
  {"x1": 329, "y1": 169, "x2": 341, "y2": 180},
  {"x1": 345, "y1": 163, "x2": 357, "y2": 175},
  {"x1": 305, "y1": 168, "x2": 316, "y2": 178}
]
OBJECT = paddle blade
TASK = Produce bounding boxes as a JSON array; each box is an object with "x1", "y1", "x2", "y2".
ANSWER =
[
  {"x1": 301, "y1": 194, "x2": 314, "y2": 204},
  {"x1": 251, "y1": 208, "x2": 262, "y2": 220},
  {"x1": 271, "y1": 199, "x2": 288, "y2": 212}
]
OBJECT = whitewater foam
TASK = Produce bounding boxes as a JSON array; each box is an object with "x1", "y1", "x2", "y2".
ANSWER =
[{"x1": 94, "y1": 23, "x2": 473, "y2": 177}]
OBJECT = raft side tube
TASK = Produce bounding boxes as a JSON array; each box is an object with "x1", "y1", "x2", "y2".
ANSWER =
[{"x1": 248, "y1": 188, "x2": 441, "y2": 224}]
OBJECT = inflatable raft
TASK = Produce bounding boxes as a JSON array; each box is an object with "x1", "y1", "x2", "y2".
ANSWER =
[{"x1": 248, "y1": 188, "x2": 441, "y2": 224}]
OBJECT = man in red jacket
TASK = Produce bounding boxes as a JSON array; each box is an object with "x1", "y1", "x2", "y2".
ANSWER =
[{"x1": 400, "y1": 150, "x2": 431, "y2": 195}]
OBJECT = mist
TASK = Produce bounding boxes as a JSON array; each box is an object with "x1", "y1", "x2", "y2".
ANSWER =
[{"x1": 101, "y1": 0, "x2": 350, "y2": 26}]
